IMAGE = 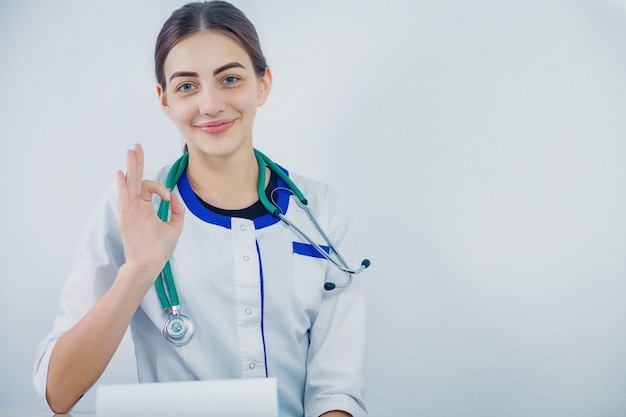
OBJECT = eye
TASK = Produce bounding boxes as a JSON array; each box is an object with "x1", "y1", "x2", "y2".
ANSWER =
[
  {"x1": 177, "y1": 83, "x2": 195, "y2": 92},
  {"x1": 222, "y1": 76, "x2": 240, "y2": 85}
]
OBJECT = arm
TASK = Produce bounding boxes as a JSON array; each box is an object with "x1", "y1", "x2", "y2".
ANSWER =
[
  {"x1": 45, "y1": 144, "x2": 185, "y2": 413},
  {"x1": 305, "y1": 191, "x2": 367, "y2": 417},
  {"x1": 46, "y1": 263, "x2": 157, "y2": 412}
]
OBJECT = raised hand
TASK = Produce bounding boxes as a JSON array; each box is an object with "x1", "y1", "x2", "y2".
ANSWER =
[{"x1": 115, "y1": 144, "x2": 185, "y2": 279}]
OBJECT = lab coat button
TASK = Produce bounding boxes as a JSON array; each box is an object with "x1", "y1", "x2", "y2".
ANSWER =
[
  {"x1": 240, "y1": 224, "x2": 247, "y2": 231},
  {"x1": 249, "y1": 362, "x2": 256, "y2": 369},
  {"x1": 243, "y1": 255, "x2": 250, "y2": 261},
  {"x1": 244, "y1": 308, "x2": 252, "y2": 315}
]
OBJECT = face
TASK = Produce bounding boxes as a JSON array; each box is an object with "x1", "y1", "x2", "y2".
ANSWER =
[{"x1": 157, "y1": 30, "x2": 272, "y2": 159}]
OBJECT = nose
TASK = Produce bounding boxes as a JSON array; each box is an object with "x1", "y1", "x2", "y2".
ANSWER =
[{"x1": 198, "y1": 86, "x2": 225, "y2": 116}]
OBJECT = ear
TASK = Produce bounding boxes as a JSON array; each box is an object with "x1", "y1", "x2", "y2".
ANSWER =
[
  {"x1": 156, "y1": 84, "x2": 172, "y2": 119},
  {"x1": 256, "y1": 67, "x2": 273, "y2": 107}
]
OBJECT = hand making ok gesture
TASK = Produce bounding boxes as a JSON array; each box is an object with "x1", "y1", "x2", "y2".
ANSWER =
[{"x1": 116, "y1": 143, "x2": 185, "y2": 281}]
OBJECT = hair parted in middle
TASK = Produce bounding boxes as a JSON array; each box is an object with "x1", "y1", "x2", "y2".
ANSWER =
[{"x1": 154, "y1": 1, "x2": 268, "y2": 91}]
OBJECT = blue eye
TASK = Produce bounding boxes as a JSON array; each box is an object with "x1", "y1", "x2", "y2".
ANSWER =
[
  {"x1": 178, "y1": 83, "x2": 194, "y2": 92},
  {"x1": 223, "y1": 76, "x2": 239, "y2": 85}
]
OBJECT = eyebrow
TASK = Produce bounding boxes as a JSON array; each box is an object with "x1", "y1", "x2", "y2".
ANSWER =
[
  {"x1": 169, "y1": 71, "x2": 198, "y2": 82},
  {"x1": 169, "y1": 62, "x2": 246, "y2": 82},
  {"x1": 213, "y1": 61, "x2": 245, "y2": 75}
]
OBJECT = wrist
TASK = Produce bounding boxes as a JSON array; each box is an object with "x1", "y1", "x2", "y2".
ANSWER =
[
  {"x1": 116, "y1": 261, "x2": 162, "y2": 297},
  {"x1": 123, "y1": 257, "x2": 165, "y2": 277}
]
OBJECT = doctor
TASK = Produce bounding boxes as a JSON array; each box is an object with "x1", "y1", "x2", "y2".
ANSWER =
[{"x1": 33, "y1": 2, "x2": 366, "y2": 417}]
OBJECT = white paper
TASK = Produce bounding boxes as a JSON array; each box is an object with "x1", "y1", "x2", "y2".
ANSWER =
[{"x1": 96, "y1": 377, "x2": 278, "y2": 417}]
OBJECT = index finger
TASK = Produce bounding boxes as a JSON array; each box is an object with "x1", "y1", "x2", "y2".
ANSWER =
[{"x1": 125, "y1": 143, "x2": 145, "y2": 198}]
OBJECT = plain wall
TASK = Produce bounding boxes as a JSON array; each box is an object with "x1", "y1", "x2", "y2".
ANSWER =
[{"x1": 1, "y1": 0, "x2": 626, "y2": 415}]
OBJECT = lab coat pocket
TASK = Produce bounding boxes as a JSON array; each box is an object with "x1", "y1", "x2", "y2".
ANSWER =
[{"x1": 292, "y1": 242, "x2": 329, "y2": 312}]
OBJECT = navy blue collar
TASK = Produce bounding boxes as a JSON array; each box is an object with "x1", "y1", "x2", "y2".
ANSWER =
[{"x1": 176, "y1": 167, "x2": 292, "y2": 229}]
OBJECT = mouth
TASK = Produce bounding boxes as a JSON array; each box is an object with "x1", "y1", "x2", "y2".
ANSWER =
[{"x1": 195, "y1": 119, "x2": 236, "y2": 134}]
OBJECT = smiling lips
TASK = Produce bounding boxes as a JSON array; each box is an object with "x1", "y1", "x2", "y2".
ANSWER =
[{"x1": 195, "y1": 119, "x2": 235, "y2": 134}]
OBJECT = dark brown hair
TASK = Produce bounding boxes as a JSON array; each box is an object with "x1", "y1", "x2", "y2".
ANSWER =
[{"x1": 155, "y1": 1, "x2": 268, "y2": 90}]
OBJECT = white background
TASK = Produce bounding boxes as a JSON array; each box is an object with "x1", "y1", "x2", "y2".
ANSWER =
[{"x1": 1, "y1": 0, "x2": 626, "y2": 416}]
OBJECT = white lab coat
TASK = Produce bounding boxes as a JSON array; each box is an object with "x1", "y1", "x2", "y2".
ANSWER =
[{"x1": 33, "y1": 162, "x2": 367, "y2": 417}]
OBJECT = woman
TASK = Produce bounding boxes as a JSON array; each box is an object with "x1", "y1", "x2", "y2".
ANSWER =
[{"x1": 33, "y1": 2, "x2": 367, "y2": 416}]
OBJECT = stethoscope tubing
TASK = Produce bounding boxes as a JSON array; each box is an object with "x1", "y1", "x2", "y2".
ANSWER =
[
  {"x1": 154, "y1": 149, "x2": 370, "y2": 344},
  {"x1": 277, "y1": 210, "x2": 367, "y2": 276},
  {"x1": 255, "y1": 149, "x2": 369, "y2": 276}
]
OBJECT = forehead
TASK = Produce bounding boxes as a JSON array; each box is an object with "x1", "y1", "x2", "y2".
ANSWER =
[{"x1": 163, "y1": 30, "x2": 252, "y2": 75}]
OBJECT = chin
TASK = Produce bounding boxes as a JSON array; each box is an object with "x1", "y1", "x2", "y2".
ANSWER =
[{"x1": 187, "y1": 140, "x2": 250, "y2": 159}]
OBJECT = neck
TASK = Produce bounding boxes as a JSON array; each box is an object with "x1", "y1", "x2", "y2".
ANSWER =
[{"x1": 186, "y1": 147, "x2": 268, "y2": 210}]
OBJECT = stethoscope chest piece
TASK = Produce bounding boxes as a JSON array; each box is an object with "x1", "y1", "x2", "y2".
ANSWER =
[{"x1": 163, "y1": 310, "x2": 195, "y2": 346}]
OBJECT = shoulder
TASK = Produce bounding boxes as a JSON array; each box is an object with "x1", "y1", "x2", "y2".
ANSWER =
[
  {"x1": 281, "y1": 167, "x2": 350, "y2": 238},
  {"x1": 285, "y1": 169, "x2": 342, "y2": 208}
]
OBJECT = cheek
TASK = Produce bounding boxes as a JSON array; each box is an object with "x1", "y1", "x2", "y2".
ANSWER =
[
  {"x1": 230, "y1": 89, "x2": 260, "y2": 115},
  {"x1": 168, "y1": 98, "x2": 196, "y2": 124}
]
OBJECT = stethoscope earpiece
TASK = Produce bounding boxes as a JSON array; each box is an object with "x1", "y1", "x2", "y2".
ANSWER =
[{"x1": 323, "y1": 258, "x2": 372, "y2": 291}]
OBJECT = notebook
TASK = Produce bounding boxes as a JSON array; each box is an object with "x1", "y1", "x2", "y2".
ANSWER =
[{"x1": 96, "y1": 377, "x2": 278, "y2": 417}]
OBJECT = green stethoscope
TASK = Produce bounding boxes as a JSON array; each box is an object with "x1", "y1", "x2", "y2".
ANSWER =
[{"x1": 156, "y1": 149, "x2": 370, "y2": 346}]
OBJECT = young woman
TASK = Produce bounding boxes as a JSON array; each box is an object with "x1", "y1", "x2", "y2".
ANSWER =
[{"x1": 33, "y1": 2, "x2": 367, "y2": 416}]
